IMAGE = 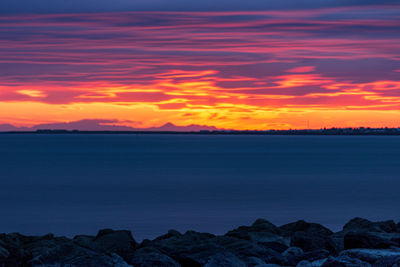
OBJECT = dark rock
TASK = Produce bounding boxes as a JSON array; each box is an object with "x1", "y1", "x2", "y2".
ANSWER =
[
  {"x1": 0, "y1": 233, "x2": 54, "y2": 266},
  {"x1": 141, "y1": 230, "x2": 219, "y2": 266},
  {"x1": 282, "y1": 246, "x2": 304, "y2": 266},
  {"x1": 25, "y1": 236, "x2": 131, "y2": 267},
  {"x1": 73, "y1": 234, "x2": 96, "y2": 250},
  {"x1": 280, "y1": 220, "x2": 333, "y2": 237},
  {"x1": 129, "y1": 247, "x2": 180, "y2": 267},
  {"x1": 321, "y1": 255, "x2": 371, "y2": 267},
  {"x1": 343, "y1": 218, "x2": 397, "y2": 233},
  {"x1": 254, "y1": 264, "x2": 283, "y2": 267},
  {"x1": 154, "y1": 230, "x2": 182, "y2": 241},
  {"x1": 178, "y1": 257, "x2": 203, "y2": 267},
  {"x1": 204, "y1": 252, "x2": 247, "y2": 267},
  {"x1": 372, "y1": 255, "x2": 400, "y2": 266},
  {"x1": 259, "y1": 241, "x2": 288, "y2": 253},
  {"x1": 296, "y1": 260, "x2": 313, "y2": 267},
  {"x1": 225, "y1": 219, "x2": 287, "y2": 245},
  {"x1": 283, "y1": 247, "x2": 304, "y2": 257},
  {"x1": 291, "y1": 231, "x2": 339, "y2": 254},
  {"x1": 213, "y1": 235, "x2": 287, "y2": 266},
  {"x1": 340, "y1": 249, "x2": 400, "y2": 264},
  {"x1": 93, "y1": 229, "x2": 137, "y2": 258},
  {"x1": 284, "y1": 247, "x2": 329, "y2": 266},
  {"x1": 344, "y1": 231, "x2": 397, "y2": 249},
  {"x1": 0, "y1": 245, "x2": 9, "y2": 259},
  {"x1": 251, "y1": 219, "x2": 281, "y2": 234},
  {"x1": 391, "y1": 237, "x2": 400, "y2": 247},
  {"x1": 301, "y1": 249, "x2": 330, "y2": 262}
]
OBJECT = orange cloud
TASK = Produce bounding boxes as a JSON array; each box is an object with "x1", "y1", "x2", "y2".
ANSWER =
[{"x1": 1, "y1": 7, "x2": 400, "y2": 129}]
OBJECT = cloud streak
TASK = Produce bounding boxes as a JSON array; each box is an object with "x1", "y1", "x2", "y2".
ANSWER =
[{"x1": 0, "y1": 5, "x2": 400, "y2": 129}]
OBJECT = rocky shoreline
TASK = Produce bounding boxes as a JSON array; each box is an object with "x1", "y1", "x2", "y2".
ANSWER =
[{"x1": 1, "y1": 218, "x2": 400, "y2": 267}]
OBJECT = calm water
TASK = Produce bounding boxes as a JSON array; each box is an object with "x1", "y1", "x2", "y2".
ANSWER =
[{"x1": 0, "y1": 134, "x2": 399, "y2": 240}]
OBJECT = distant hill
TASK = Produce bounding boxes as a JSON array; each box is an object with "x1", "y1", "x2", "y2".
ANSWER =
[
  {"x1": 0, "y1": 119, "x2": 221, "y2": 132},
  {"x1": 0, "y1": 124, "x2": 26, "y2": 132}
]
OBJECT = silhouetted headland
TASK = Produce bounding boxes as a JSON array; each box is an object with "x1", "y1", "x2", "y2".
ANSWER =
[
  {"x1": 1, "y1": 127, "x2": 400, "y2": 135},
  {"x1": 1, "y1": 218, "x2": 400, "y2": 266}
]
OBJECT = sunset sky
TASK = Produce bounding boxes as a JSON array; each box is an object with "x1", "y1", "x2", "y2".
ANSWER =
[{"x1": 1, "y1": 0, "x2": 400, "y2": 130}]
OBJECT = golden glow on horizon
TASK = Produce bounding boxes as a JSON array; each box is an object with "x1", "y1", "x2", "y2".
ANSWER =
[{"x1": 1, "y1": 8, "x2": 400, "y2": 130}]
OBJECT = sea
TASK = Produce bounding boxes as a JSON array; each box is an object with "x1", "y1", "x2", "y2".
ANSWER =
[{"x1": 0, "y1": 134, "x2": 399, "y2": 240}]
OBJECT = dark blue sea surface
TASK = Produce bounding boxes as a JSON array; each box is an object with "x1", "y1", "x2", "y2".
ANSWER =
[{"x1": 0, "y1": 134, "x2": 399, "y2": 240}]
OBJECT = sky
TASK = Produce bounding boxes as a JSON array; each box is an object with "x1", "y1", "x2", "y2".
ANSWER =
[{"x1": 1, "y1": 1, "x2": 400, "y2": 130}]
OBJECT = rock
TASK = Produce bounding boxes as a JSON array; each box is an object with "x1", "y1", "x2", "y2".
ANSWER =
[
  {"x1": 251, "y1": 219, "x2": 282, "y2": 234},
  {"x1": 92, "y1": 229, "x2": 137, "y2": 259},
  {"x1": 225, "y1": 219, "x2": 288, "y2": 245},
  {"x1": 302, "y1": 249, "x2": 330, "y2": 262},
  {"x1": 27, "y1": 241, "x2": 132, "y2": 267},
  {"x1": 258, "y1": 241, "x2": 288, "y2": 253},
  {"x1": 285, "y1": 248, "x2": 329, "y2": 266},
  {"x1": 213, "y1": 235, "x2": 287, "y2": 266},
  {"x1": 282, "y1": 246, "x2": 304, "y2": 266},
  {"x1": 291, "y1": 231, "x2": 339, "y2": 254},
  {"x1": 342, "y1": 218, "x2": 397, "y2": 234},
  {"x1": 128, "y1": 247, "x2": 180, "y2": 267},
  {"x1": 0, "y1": 245, "x2": 9, "y2": 259},
  {"x1": 141, "y1": 230, "x2": 219, "y2": 266},
  {"x1": 280, "y1": 220, "x2": 333, "y2": 237},
  {"x1": 154, "y1": 230, "x2": 182, "y2": 241},
  {"x1": 283, "y1": 247, "x2": 304, "y2": 257},
  {"x1": 321, "y1": 255, "x2": 371, "y2": 267},
  {"x1": 344, "y1": 231, "x2": 397, "y2": 249},
  {"x1": 340, "y1": 248, "x2": 400, "y2": 264},
  {"x1": 0, "y1": 233, "x2": 58, "y2": 266},
  {"x1": 254, "y1": 264, "x2": 282, "y2": 267},
  {"x1": 73, "y1": 235, "x2": 96, "y2": 249},
  {"x1": 296, "y1": 260, "x2": 313, "y2": 267},
  {"x1": 204, "y1": 252, "x2": 247, "y2": 267},
  {"x1": 372, "y1": 255, "x2": 400, "y2": 266}
]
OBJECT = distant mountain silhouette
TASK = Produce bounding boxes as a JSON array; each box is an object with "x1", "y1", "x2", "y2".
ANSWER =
[
  {"x1": 144, "y1": 122, "x2": 219, "y2": 132},
  {"x1": 0, "y1": 124, "x2": 28, "y2": 132},
  {"x1": 0, "y1": 119, "x2": 221, "y2": 132}
]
